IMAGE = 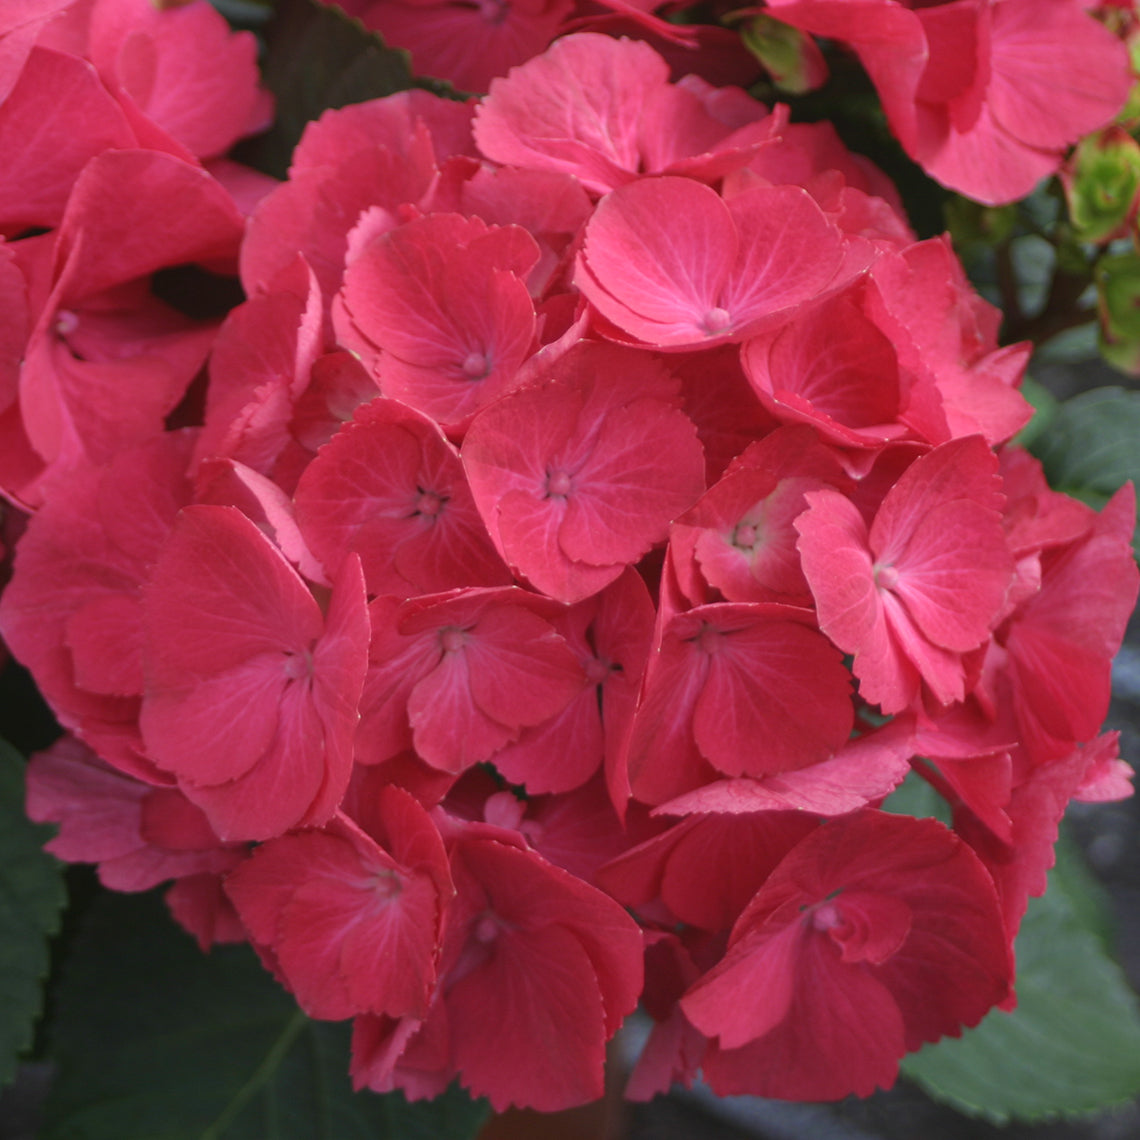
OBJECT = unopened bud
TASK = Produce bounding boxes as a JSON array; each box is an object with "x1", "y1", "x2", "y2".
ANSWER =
[
  {"x1": 1064, "y1": 127, "x2": 1140, "y2": 244},
  {"x1": 739, "y1": 14, "x2": 828, "y2": 96},
  {"x1": 1096, "y1": 251, "x2": 1140, "y2": 373}
]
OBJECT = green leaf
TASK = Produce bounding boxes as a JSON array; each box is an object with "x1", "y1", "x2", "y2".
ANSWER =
[
  {"x1": 901, "y1": 854, "x2": 1140, "y2": 1123},
  {"x1": 1050, "y1": 827, "x2": 1116, "y2": 952},
  {"x1": 0, "y1": 737, "x2": 66, "y2": 1091},
  {"x1": 1028, "y1": 386, "x2": 1140, "y2": 556},
  {"x1": 236, "y1": 0, "x2": 459, "y2": 179},
  {"x1": 1011, "y1": 373, "x2": 1058, "y2": 451},
  {"x1": 42, "y1": 890, "x2": 489, "y2": 1140},
  {"x1": 1030, "y1": 320, "x2": 1098, "y2": 366},
  {"x1": 1010, "y1": 234, "x2": 1055, "y2": 317},
  {"x1": 880, "y1": 768, "x2": 951, "y2": 826}
]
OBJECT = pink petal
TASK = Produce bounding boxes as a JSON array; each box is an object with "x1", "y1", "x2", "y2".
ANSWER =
[
  {"x1": 690, "y1": 607, "x2": 853, "y2": 777},
  {"x1": 341, "y1": 213, "x2": 538, "y2": 427},
  {"x1": 871, "y1": 437, "x2": 1011, "y2": 651},
  {"x1": 143, "y1": 506, "x2": 322, "y2": 679},
  {"x1": 577, "y1": 177, "x2": 737, "y2": 345},
  {"x1": 409, "y1": 648, "x2": 518, "y2": 772},
  {"x1": 987, "y1": 0, "x2": 1130, "y2": 153},
  {"x1": 296, "y1": 398, "x2": 509, "y2": 596},
  {"x1": 52, "y1": 149, "x2": 243, "y2": 301},
  {"x1": 0, "y1": 47, "x2": 136, "y2": 233},
  {"x1": 656, "y1": 725, "x2": 912, "y2": 818},
  {"x1": 464, "y1": 604, "x2": 584, "y2": 727},
  {"x1": 719, "y1": 184, "x2": 846, "y2": 330},
  {"x1": 142, "y1": 657, "x2": 286, "y2": 787},
  {"x1": 474, "y1": 32, "x2": 668, "y2": 192},
  {"x1": 448, "y1": 921, "x2": 607, "y2": 1111},
  {"x1": 558, "y1": 398, "x2": 704, "y2": 565},
  {"x1": 682, "y1": 920, "x2": 805, "y2": 1050},
  {"x1": 700, "y1": 936, "x2": 905, "y2": 1099}
]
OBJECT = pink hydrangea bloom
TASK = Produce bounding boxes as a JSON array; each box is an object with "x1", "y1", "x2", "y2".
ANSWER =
[
  {"x1": 766, "y1": 0, "x2": 1131, "y2": 203},
  {"x1": 1, "y1": 19, "x2": 1135, "y2": 1117}
]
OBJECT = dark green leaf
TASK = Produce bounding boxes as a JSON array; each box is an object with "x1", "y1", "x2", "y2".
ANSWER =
[
  {"x1": 207, "y1": 0, "x2": 273, "y2": 29},
  {"x1": 236, "y1": 0, "x2": 460, "y2": 179},
  {"x1": 1029, "y1": 386, "x2": 1140, "y2": 556},
  {"x1": 0, "y1": 738, "x2": 66, "y2": 1091},
  {"x1": 42, "y1": 890, "x2": 488, "y2": 1140},
  {"x1": 901, "y1": 852, "x2": 1140, "y2": 1123}
]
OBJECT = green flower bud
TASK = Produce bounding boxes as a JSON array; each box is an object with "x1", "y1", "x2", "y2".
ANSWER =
[
  {"x1": 739, "y1": 14, "x2": 828, "y2": 96},
  {"x1": 1096, "y1": 250, "x2": 1140, "y2": 373},
  {"x1": 1065, "y1": 127, "x2": 1140, "y2": 244}
]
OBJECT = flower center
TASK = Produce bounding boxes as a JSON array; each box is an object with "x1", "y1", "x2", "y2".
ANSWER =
[
  {"x1": 546, "y1": 469, "x2": 573, "y2": 498},
  {"x1": 440, "y1": 627, "x2": 467, "y2": 653},
  {"x1": 874, "y1": 563, "x2": 900, "y2": 591},
  {"x1": 474, "y1": 914, "x2": 501, "y2": 944},
  {"x1": 462, "y1": 351, "x2": 490, "y2": 379},
  {"x1": 695, "y1": 623, "x2": 723, "y2": 656},
  {"x1": 811, "y1": 901, "x2": 843, "y2": 932},
  {"x1": 476, "y1": 0, "x2": 509, "y2": 23},
  {"x1": 702, "y1": 306, "x2": 733, "y2": 335},
  {"x1": 415, "y1": 489, "x2": 445, "y2": 518},
  {"x1": 282, "y1": 649, "x2": 313, "y2": 681},
  {"x1": 367, "y1": 867, "x2": 403, "y2": 903},
  {"x1": 733, "y1": 521, "x2": 759, "y2": 550}
]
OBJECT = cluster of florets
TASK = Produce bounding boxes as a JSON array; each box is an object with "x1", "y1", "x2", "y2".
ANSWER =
[
  {"x1": 1, "y1": 0, "x2": 1137, "y2": 1114},
  {"x1": 326, "y1": 0, "x2": 1132, "y2": 205}
]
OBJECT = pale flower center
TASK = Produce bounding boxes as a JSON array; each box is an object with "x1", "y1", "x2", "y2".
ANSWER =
[
  {"x1": 702, "y1": 306, "x2": 733, "y2": 335},
  {"x1": 282, "y1": 649, "x2": 313, "y2": 681},
  {"x1": 546, "y1": 469, "x2": 573, "y2": 498},
  {"x1": 474, "y1": 914, "x2": 501, "y2": 944},
  {"x1": 415, "y1": 489, "x2": 445, "y2": 518},
  {"x1": 733, "y1": 521, "x2": 760, "y2": 550},
  {"x1": 462, "y1": 351, "x2": 490, "y2": 378},
  {"x1": 696, "y1": 623, "x2": 723, "y2": 656},
  {"x1": 440, "y1": 627, "x2": 467, "y2": 653},
  {"x1": 811, "y1": 901, "x2": 843, "y2": 932},
  {"x1": 874, "y1": 563, "x2": 900, "y2": 590},
  {"x1": 476, "y1": 0, "x2": 509, "y2": 24}
]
